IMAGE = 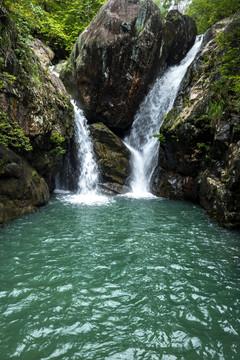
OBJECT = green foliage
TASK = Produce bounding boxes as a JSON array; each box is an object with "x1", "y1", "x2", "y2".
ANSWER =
[
  {"x1": 197, "y1": 142, "x2": 211, "y2": 153},
  {"x1": 0, "y1": 112, "x2": 32, "y2": 152},
  {"x1": 2, "y1": 0, "x2": 108, "y2": 56},
  {"x1": 213, "y1": 24, "x2": 240, "y2": 111},
  {"x1": 0, "y1": 68, "x2": 17, "y2": 89},
  {"x1": 186, "y1": 0, "x2": 240, "y2": 33},
  {"x1": 207, "y1": 99, "x2": 226, "y2": 126},
  {"x1": 50, "y1": 130, "x2": 66, "y2": 156},
  {"x1": 153, "y1": 132, "x2": 166, "y2": 144}
]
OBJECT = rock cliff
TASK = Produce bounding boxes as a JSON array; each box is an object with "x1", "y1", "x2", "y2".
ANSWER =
[
  {"x1": 0, "y1": 6, "x2": 74, "y2": 225},
  {"x1": 152, "y1": 15, "x2": 240, "y2": 229},
  {"x1": 61, "y1": 0, "x2": 196, "y2": 132}
]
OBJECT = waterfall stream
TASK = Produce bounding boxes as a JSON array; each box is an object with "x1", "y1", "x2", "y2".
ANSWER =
[
  {"x1": 71, "y1": 101, "x2": 99, "y2": 195},
  {"x1": 56, "y1": 36, "x2": 202, "y2": 201},
  {"x1": 124, "y1": 36, "x2": 203, "y2": 196},
  {"x1": 55, "y1": 100, "x2": 108, "y2": 204}
]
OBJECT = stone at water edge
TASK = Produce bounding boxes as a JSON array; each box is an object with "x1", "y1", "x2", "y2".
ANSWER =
[
  {"x1": 89, "y1": 123, "x2": 131, "y2": 186},
  {"x1": 0, "y1": 145, "x2": 49, "y2": 226}
]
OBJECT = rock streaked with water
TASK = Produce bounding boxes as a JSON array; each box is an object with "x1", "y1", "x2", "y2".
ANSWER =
[
  {"x1": 154, "y1": 16, "x2": 240, "y2": 229},
  {"x1": 62, "y1": 0, "x2": 164, "y2": 131}
]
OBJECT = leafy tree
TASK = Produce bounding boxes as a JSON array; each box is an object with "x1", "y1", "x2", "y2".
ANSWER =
[
  {"x1": 186, "y1": 0, "x2": 240, "y2": 33},
  {"x1": 1, "y1": 0, "x2": 107, "y2": 57}
]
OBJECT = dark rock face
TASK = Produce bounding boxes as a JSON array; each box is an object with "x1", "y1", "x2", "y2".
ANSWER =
[
  {"x1": 90, "y1": 123, "x2": 131, "y2": 185},
  {"x1": 0, "y1": 6, "x2": 74, "y2": 225},
  {"x1": 0, "y1": 145, "x2": 49, "y2": 225},
  {"x1": 165, "y1": 10, "x2": 197, "y2": 66},
  {"x1": 62, "y1": 0, "x2": 165, "y2": 132},
  {"x1": 152, "y1": 16, "x2": 240, "y2": 229}
]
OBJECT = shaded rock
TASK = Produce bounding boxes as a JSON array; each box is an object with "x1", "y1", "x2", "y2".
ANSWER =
[
  {"x1": 90, "y1": 123, "x2": 131, "y2": 185},
  {"x1": 0, "y1": 145, "x2": 49, "y2": 226},
  {"x1": 62, "y1": 1, "x2": 197, "y2": 132},
  {"x1": 165, "y1": 10, "x2": 197, "y2": 66},
  {"x1": 151, "y1": 166, "x2": 198, "y2": 201},
  {"x1": 199, "y1": 167, "x2": 240, "y2": 229}
]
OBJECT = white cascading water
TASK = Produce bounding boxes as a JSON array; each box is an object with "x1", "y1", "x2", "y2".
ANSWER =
[
  {"x1": 68, "y1": 101, "x2": 110, "y2": 204},
  {"x1": 124, "y1": 36, "x2": 203, "y2": 196},
  {"x1": 51, "y1": 65, "x2": 100, "y2": 201},
  {"x1": 71, "y1": 101, "x2": 99, "y2": 195}
]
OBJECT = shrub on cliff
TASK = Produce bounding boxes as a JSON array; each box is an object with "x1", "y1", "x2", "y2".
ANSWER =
[{"x1": 186, "y1": 0, "x2": 240, "y2": 33}]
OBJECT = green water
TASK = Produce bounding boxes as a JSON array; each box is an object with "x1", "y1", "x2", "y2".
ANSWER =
[{"x1": 0, "y1": 194, "x2": 239, "y2": 359}]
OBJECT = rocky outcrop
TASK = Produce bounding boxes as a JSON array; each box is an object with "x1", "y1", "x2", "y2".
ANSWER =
[
  {"x1": 164, "y1": 10, "x2": 197, "y2": 65},
  {"x1": 0, "y1": 145, "x2": 49, "y2": 224},
  {"x1": 0, "y1": 6, "x2": 74, "y2": 225},
  {"x1": 90, "y1": 123, "x2": 131, "y2": 186},
  {"x1": 61, "y1": 0, "x2": 196, "y2": 132},
  {"x1": 152, "y1": 16, "x2": 240, "y2": 229}
]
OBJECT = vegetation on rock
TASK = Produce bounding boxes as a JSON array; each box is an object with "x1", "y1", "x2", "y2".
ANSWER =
[
  {"x1": 153, "y1": 16, "x2": 240, "y2": 228},
  {"x1": 2, "y1": 0, "x2": 107, "y2": 57},
  {"x1": 0, "y1": 4, "x2": 74, "y2": 225},
  {"x1": 186, "y1": 0, "x2": 240, "y2": 33}
]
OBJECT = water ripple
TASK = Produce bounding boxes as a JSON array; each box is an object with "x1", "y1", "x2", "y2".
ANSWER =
[{"x1": 0, "y1": 197, "x2": 239, "y2": 359}]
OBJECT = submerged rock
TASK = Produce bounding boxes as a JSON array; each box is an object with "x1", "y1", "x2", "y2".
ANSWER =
[
  {"x1": 90, "y1": 123, "x2": 131, "y2": 186},
  {"x1": 152, "y1": 16, "x2": 240, "y2": 229},
  {"x1": 99, "y1": 182, "x2": 130, "y2": 195}
]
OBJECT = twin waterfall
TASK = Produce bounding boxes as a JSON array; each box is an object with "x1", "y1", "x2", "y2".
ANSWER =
[{"x1": 58, "y1": 37, "x2": 202, "y2": 200}]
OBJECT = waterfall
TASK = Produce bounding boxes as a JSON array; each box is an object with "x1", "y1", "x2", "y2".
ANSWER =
[
  {"x1": 71, "y1": 101, "x2": 99, "y2": 195},
  {"x1": 124, "y1": 36, "x2": 203, "y2": 196},
  {"x1": 55, "y1": 100, "x2": 109, "y2": 204}
]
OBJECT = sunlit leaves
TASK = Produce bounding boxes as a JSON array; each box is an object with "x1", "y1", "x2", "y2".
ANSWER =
[{"x1": 186, "y1": 0, "x2": 240, "y2": 33}]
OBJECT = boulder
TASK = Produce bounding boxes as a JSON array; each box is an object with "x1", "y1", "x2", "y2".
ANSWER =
[
  {"x1": 99, "y1": 182, "x2": 130, "y2": 195},
  {"x1": 90, "y1": 123, "x2": 131, "y2": 185},
  {"x1": 0, "y1": 145, "x2": 49, "y2": 225},
  {"x1": 62, "y1": 1, "x2": 198, "y2": 132},
  {"x1": 62, "y1": 0, "x2": 166, "y2": 132},
  {"x1": 28, "y1": 38, "x2": 55, "y2": 69},
  {"x1": 165, "y1": 10, "x2": 197, "y2": 66}
]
